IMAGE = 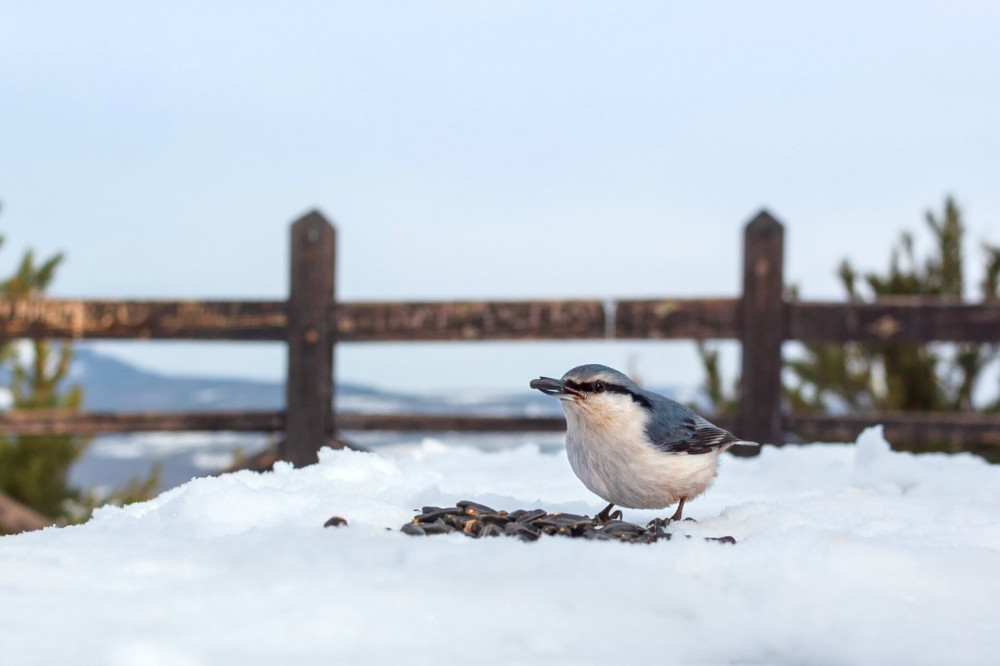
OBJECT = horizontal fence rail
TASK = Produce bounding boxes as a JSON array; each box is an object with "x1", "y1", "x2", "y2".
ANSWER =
[
  {"x1": 785, "y1": 412, "x2": 1000, "y2": 447},
  {"x1": 0, "y1": 410, "x2": 568, "y2": 436},
  {"x1": 335, "y1": 300, "x2": 609, "y2": 341},
  {"x1": 0, "y1": 410, "x2": 287, "y2": 436},
  {"x1": 5, "y1": 409, "x2": 1000, "y2": 451},
  {"x1": 1, "y1": 297, "x2": 734, "y2": 342},
  {"x1": 788, "y1": 300, "x2": 1000, "y2": 344},
  {"x1": 6, "y1": 297, "x2": 1000, "y2": 344},
  {"x1": 0, "y1": 299, "x2": 289, "y2": 340},
  {"x1": 614, "y1": 299, "x2": 740, "y2": 339}
]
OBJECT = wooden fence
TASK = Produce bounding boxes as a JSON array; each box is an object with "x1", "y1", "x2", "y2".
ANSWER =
[{"x1": 3, "y1": 210, "x2": 1000, "y2": 469}]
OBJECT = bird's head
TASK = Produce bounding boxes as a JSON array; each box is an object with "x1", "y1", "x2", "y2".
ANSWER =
[{"x1": 530, "y1": 364, "x2": 652, "y2": 422}]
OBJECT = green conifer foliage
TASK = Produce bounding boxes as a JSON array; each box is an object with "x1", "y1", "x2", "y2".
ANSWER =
[
  {"x1": 787, "y1": 196, "x2": 1000, "y2": 415},
  {"x1": 0, "y1": 207, "x2": 158, "y2": 528},
  {"x1": 0, "y1": 239, "x2": 88, "y2": 519}
]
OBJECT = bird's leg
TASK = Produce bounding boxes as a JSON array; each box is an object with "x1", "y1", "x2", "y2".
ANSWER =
[
  {"x1": 669, "y1": 497, "x2": 687, "y2": 522},
  {"x1": 646, "y1": 498, "x2": 688, "y2": 531},
  {"x1": 595, "y1": 503, "x2": 622, "y2": 525}
]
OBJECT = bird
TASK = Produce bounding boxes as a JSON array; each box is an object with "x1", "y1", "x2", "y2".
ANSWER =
[{"x1": 530, "y1": 364, "x2": 758, "y2": 526}]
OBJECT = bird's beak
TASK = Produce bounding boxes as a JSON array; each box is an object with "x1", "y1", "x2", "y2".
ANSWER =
[{"x1": 530, "y1": 377, "x2": 580, "y2": 400}]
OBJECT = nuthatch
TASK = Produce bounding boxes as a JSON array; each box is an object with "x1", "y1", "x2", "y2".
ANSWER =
[{"x1": 530, "y1": 364, "x2": 757, "y2": 526}]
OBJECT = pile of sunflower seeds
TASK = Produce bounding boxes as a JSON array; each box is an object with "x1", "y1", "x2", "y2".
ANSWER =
[{"x1": 396, "y1": 500, "x2": 736, "y2": 544}]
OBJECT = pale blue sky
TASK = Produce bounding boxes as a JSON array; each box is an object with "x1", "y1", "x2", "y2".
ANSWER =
[{"x1": 2, "y1": 2, "x2": 999, "y2": 391}]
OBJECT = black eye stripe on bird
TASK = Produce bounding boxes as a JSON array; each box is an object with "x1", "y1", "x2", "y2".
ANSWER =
[
  {"x1": 530, "y1": 364, "x2": 758, "y2": 527},
  {"x1": 562, "y1": 379, "x2": 654, "y2": 408}
]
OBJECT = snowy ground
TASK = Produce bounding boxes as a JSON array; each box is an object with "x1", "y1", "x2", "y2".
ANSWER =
[{"x1": 3, "y1": 427, "x2": 1000, "y2": 665}]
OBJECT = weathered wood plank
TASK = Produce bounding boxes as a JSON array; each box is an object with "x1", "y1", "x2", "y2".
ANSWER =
[
  {"x1": 5, "y1": 408, "x2": 997, "y2": 452},
  {"x1": 0, "y1": 410, "x2": 286, "y2": 436},
  {"x1": 7, "y1": 297, "x2": 999, "y2": 344},
  {"x1": 785, "y1": 411, "x2": 1000, "y2": 448},
  {"x1": 0, "y1": 298, "x2": 609, "y2": 342},
  {"x1": 614, "y1": 298, "x2": 739, "y2": 339},
  {"x1": 738, "y1": 211, "x2": 785, "y2": 449},
  {"x1": 0, "y1": 410, "x2": 563, "y2": 435},
  {"x1": 283, "y1": 211, "x2": 336, "y2": 467},
  {"x1": 334, "y1": 300, "x2": 607, "y2": 341},
  {"x1": 0, "y1": 299, "x2": 287, "y2": 341},
  {"x1": 788, "y1": 299, "x2": 1000, "y2": 343},
  {"x1": 0, "y1": 410, "x2": 567, "y2": 435},
  {"x1": 340, "y1": 411, "x2": 1000, "y2": 448}
]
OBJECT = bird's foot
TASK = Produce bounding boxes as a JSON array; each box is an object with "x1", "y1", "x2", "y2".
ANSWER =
[
  {"x1": 594, "y1": 503, "x2": 622, "y2": 525},
  {"x1": 646, "y1": 517, "x2": 671, "y2": 532},
  {"x1": 647, "y1": 498, "x2": 693, "y2": 531},
  {"x1": 595, "y1": 510, "x2": 622, "y2": 525}
]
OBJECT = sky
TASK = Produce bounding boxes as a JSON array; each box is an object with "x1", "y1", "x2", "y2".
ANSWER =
[{"x1": 2, "y1": 2, "x2": 999, "y2": 391}]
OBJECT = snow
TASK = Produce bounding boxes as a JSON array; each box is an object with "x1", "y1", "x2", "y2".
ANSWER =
[{"x1": 3, "y1": 426, "x2": 1000, "y2": 665}]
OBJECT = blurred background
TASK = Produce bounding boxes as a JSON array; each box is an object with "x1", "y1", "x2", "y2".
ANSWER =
[{"x1": 3, "y1": 1, "x2": 998, "y2": 392}]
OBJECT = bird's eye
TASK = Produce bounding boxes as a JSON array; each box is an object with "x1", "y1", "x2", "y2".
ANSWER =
[{"x1": 593, "y1": 380, "x2": 606, "y2": 393}]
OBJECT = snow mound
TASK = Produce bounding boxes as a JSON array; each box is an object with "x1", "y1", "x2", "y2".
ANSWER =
[{"x1": 2, "y1": 427, "x2": 1000, "y2": 665}]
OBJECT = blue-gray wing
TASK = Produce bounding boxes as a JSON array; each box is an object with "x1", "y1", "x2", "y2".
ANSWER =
[{"x1": 643, "y1": 396, "x2": 746, "y2": 454}]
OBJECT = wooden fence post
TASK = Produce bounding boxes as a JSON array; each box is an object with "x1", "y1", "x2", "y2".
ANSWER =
[
  {"x1": 737, "y1": 210, "x2": 785, "y2": 451},
  {"x1": 283, "y1": 210, "x2": 336, "y2": 467}
]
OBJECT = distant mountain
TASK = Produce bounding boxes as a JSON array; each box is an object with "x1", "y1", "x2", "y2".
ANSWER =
[
  {"x1": 65, "y1": 348, "x2": 565, "y2": 417},
  {"x1": 67, "y1": 349, "x2": 284, "y2": 411},
  {"x1": 3, "y1": 348, "x2": 702, "y2": 417}
]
